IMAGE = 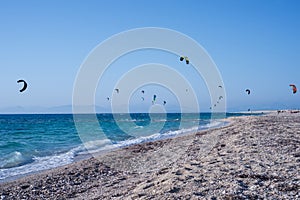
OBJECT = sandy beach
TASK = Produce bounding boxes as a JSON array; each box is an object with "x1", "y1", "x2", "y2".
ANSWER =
[{"x1": 1, "y1": 112, "x2": 299, "y2": 199}]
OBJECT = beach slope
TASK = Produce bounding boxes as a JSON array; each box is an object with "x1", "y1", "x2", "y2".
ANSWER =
[{"x1": 1, "y1": 112, "x2": 299, "y2": 199}]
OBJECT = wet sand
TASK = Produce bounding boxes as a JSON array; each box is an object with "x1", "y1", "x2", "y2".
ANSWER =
[{"x1": 1, "y1": 112, "x2": 300, "y2": 199}]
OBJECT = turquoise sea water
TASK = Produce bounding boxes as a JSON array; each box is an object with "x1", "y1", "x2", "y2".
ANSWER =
[{"x1": 0, "y1": 112, "x2": 258, "y2": 182}]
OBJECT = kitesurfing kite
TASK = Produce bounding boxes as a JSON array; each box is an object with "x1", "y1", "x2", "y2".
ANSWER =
[
  {"x1": 107, "y1": 97, "x2": 110, "y2": 101},
  {"x1": 180, "y1": 56, "x2": 189, "y2": 64},
  {"x1": 152, "y1": 95, "x2": 157, "y2": 104},
  {"x1": 141, "y1": 90, "x2": 145, "y2": 101},
  {"x1": 289, "y1": 84, "x2": 297, "y2": 94},
  {"x1": 218, "y1": 85, "x2": 223, "y2": 88},
  {"x1": 245, "y1": 89, "x2": 250, "y2": 95},
  {"x1": 185, "y1": 57, "x2": 189, "y2": 64},
  {"x1": 115, "y1": 88, "x2": 119, "y2": 93},
  {"x1": 163, "y1": 101, "x2": 166, "y2": 105},
  {"x1": 17, "y1": 79, "x2": 27, "y2": 92}
]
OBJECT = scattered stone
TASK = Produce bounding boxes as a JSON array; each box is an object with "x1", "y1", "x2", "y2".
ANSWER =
[
  {"x1": 175, "y1": 170, "x2": 183, "y2": 175},
  {"x1": 20, "y1": 184, "x2": 30, "y2": 190},
  {"x1": 143, "y1": 183, "x2": 154, "y2": 190},
  {"x1": 169, "y1": 186, "x2": 180, "y2": 193}
]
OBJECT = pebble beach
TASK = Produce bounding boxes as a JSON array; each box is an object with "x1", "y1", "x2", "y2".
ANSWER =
[{"x1": 1, "y1": 112, "x2": 299, "y2": 199}]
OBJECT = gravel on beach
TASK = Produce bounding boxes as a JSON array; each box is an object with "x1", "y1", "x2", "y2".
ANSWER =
[{"x1": 1, "y1": 112, "x2": 300, "y2": 199}]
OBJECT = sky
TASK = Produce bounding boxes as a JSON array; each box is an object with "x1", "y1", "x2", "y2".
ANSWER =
[{"x1": 0, "y1": 0, "x2": 299, "y2": 113}]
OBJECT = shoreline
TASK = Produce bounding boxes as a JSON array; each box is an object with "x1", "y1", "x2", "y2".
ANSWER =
[
  {"x1": 0, "y1": 114, "x2": 232, "y2": 184},
  {"x1": 0, "y1": 113, "x2": 233, "y2": 184},
  {"x1": 1, "y1": 111, "x2": 299, "y2": 199}
]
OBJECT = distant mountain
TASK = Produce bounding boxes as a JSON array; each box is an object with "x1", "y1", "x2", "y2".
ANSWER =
[
  {"x1": 0, "y1": 106, "x2": 47, "y2": 114},
  {"x1": 2, "y1": 102, "x2": 296, "y2": 114},
  {"x1": 0, "y1": 105, "x2": 111, "y2": 114}
]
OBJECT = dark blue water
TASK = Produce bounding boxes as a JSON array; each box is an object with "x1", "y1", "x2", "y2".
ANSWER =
[{"x1": 0, "y1": 112, "x2": 258, "y2": 181}]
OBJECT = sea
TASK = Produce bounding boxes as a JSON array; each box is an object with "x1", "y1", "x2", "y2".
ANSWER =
[{"x1": 0, "y1": 112, "x2": 258, "y2": 182}]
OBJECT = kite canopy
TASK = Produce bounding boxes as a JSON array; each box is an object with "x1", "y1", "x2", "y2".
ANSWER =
[
  {"x1": 179, "y1": 56, "x2": 189, "y2": 64},
  {"x1": 153, "y1": 95, "x2": 157, "y2": 101},
  {"x1": 289, "y1": 84, "x2": 297, "y2": 94},
  {"x1": 152, "y1": 95, "x2": 157, "y2": 104},
  {"x1": 17, "y1": 79, "x2": 27, "y2": 92},
  {"x1": 245, "y1": 89, "x2": 250, "y2": 95},
  {"x1": 185, "y1": 57, "x2": 189, "y2": 64}
]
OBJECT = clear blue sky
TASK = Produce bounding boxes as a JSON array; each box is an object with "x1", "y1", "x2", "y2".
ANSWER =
[{"x1": 0, "y1": 0, "x2": 299, "y2": 112}]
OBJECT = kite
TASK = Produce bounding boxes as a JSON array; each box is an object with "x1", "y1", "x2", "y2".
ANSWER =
[
  {"x1": 289, "y1": 84, "x2": 297, "y2": 94},
  {"x1": 185, "y1": 57, "x2": 189, "y2": 64},
  {"x1": 17, "y1": 79, "x2": 27, "y2": 92},
  {"x1": 180, "y1": 56, "x2": 189, "y2": 64},
  {"x1": 152, "y1": 95, "x2": 157, "y2": 104},
  {"x1": 141, "y1": 90, "x2": 145, "y2": 101},
  {"x1": 163, "y1": 101, "x2": 166, "y2": 105},
  {"x1": 115, "y1": 89, "x2": 119, "y2": 93},
  {"x1": 245, "y1": 89, "x2": 250, "y2": 95}
]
